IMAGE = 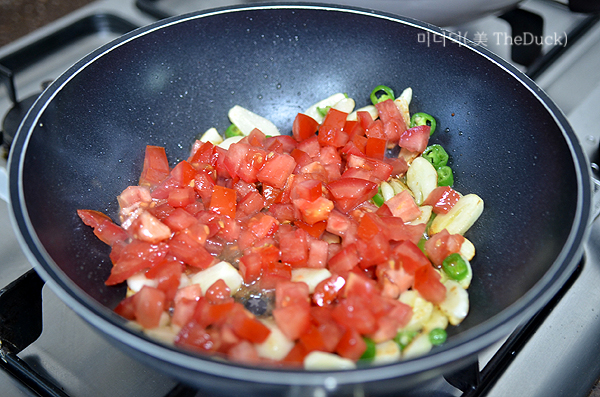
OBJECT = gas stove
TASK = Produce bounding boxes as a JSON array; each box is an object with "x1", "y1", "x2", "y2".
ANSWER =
[{"x1": 1, "y1": 1, "x2": 600, "y2": 396}]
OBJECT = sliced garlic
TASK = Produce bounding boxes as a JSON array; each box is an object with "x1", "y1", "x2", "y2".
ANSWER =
[
  {"x1": 127, "y1": 272, "x2": 159, "y2": 293},
  {"x1": 190, "y1": 261, "x2": 243, "y2": 295},
  {"x1": 459, "y1": 237, "x2": 476, "y2": 261},
  {"x1": 255, "y1": 320, "x2": 295, "y2": 361},
  {"x1": 402, "y1": 333, "x2": 433, "y2": 360},
  {"x1": 304, "y1": 351, "x2": 356, "y2": 370},
  {"x1": 304, "y1": 93, "x2": 347, "y2": 124},
  {"x1": 394, "y1": 87, "x2": 412, "y2": 126},
  {"x1": 373, "y1": 340, "x2": 401, "y2": 364},
  {"x1": 406, "y1": 157, "x2": 438, "y2": 205},
  {"x1": 438, "y1": 280, "x2": 469, "y2": 326},
  {"x1": 199, "y1": 127, "x2": 223, "y2": 145},
  {"x1": 399, "y1": 291, "x2": 434, "y2": 332},
  {"x1": 218, "y1": 135, "x2": 244, "y2": 149},
  {"x1": 429, "y1": 194, "x2": 484, "y2": 235},
  {"x1": 422, "y1": 307, "x2": 449, "y2": 333},
  {"x1": 380, "y1": 181, "x2": 395, "y2": 202},
  {"x1": 410, "y1": 205, "x2": 433, "y2": 226},
  {"x1": 228, "y1": 105, "x2": 280, "y2": 136},
  {"x1": 291, "y1": 268, "x2": 332, "y2": 293},
  {"x1": 347, "y1": 104, "x2": 379, "y2": 121},
  {"x1": 331, "y1": 97, "x2": 355, "y2": 115}
]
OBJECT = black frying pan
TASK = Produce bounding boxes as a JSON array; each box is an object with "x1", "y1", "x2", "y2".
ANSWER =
[{"x1": 8, "y1": 4, "x2": 591, "y2": 395}]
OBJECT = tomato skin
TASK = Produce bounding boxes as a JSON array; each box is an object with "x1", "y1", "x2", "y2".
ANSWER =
[
  {"x1": 393, "y1": 240, "x2": 431, "y2": 275},
  {"x1": 168, "y1": 186, "x2": 196, "y2": 208},
  {"x1": 424, "y1": 229, "x2": 465, "y2": 267},
  {"x1": 293, "y1": 113, "x2": 319, "y2": 141},
  {"x1": 169, "y1": 230, "x2": 215, "y2": 269},
  {"x1": 423, "y1": 186, "x2": 461, "y2": 214},
  {"x1": 139, "y1": 145, "x2": 170, "y2": 187},
  {"x1": 327, "y1": 178, "x2": 378, "y2": 213},
  {"x1": 312, "y1": 275, "x2": 346, "y2": 306},
  {"x1": 209, "y1": 185, "x2": 237, "y2": 218},
  {"x1": 383, "y1": 190, "x2": 421, "y2": 222},
  {"x1": 132, "y1": 286, "x2": 166, "y2": 329},
  {"x1": 106, "y1": 240, "x2": 169, "y2": 286},
  {"x1": 414, "y1": 264, "x2": 446, "y2": 304},
  {"x1": 256, "y1": 152, "x2": 296, "y2": 189},
  {"x1": 335, "y1": 327, "x2": 367, "y2": 361},
  {"x1": 77, "y1": 209, "x2": 128, "y2": 246},
  {"x1": 399, "y1": 125, "x2": 430, "y2": 153}
]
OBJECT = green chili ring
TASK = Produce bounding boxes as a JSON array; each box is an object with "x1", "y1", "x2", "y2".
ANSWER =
[
  {"x1": 370, "y1": 85, "x2": 395, "y2": 105},
  {"x1": 410, "y1": 112, "x2": 437, "y2": 135},
  {"x1": 442, "y1": 253, "x2": 469, "y2": 281},
  {"x1": 225, "y1": 124, "x2": 243, "y2": 138},
  {"x1": 423, "y1": 144, "x2": 449, "y2": 168},
  {"x1": 436, "y1": 165, "x2": 454, "y2": 186}
]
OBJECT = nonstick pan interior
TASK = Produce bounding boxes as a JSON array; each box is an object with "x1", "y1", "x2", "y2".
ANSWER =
[{"x1": 9, "y1": 4, "x2": 591, "y2": 393}]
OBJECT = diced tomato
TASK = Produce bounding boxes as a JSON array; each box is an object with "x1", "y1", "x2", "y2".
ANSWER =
[
  {"x1": 293, "y1": 113, "x2": 319, "y2": 141},
  {"x1": 205, "y1": 279, "x2": 233, "y2": 304},
  {"x1": 357, "y1": 212, "x2": 385, "y2": 241},
  {"x1": 114, "y1": 296, "x2": 136, "y2": 320},
  {"x1": 381, "y1": 216, "x2": 426, "y2": 244},
  {"x1": 125, "y1": 210, "x2": 172, "y2": 243},
  {"x1": 170, "y1": 160, "x2": 197, "y2": 186},
  {"x1": 228, "y1": 341, "x2": 260, "y2": 363},
  {"x1": 393, "y1": 240, "x2": 431, "y2": 275},
  {"x1": 246, "y1": 128, "x2": 267, "y2": 147},
  {"x1": 399, "y1": 125, "x2": 430, "y2": 153},
  {"x1": 265, "y1": 135, "x2": 297, "y2": 154},
  {"x1": 273, "y1": 304, "x2": 310, "y2": 340},
  {"x1": 290, "y1": 148, "x2": 313, "y2": 170},
  {"x1": 283, "y1": 342, "x2": 309, "y2": 365},
  {"x1": 77, "y1": 209, "x2": 128, "y2": 246},
  {"x1": 365, "y1": 137, "x2": 387, "y2": 159},
  {"x1": 169, "y1": 230, "x2": 215, "y2": 269},
  {"x1": 312, "y1": 275, "x2": 346, "y2": 306},
  {"x1": 383, "y1": 190, "x2": 421, "y2": 222},
  {"x1": 145, "y1": 260, "x2": 183, "y2": 301},
  {"x1": 327, "y1": 244, "x2": 359, "y2": 275},
  {"x1": 296, "y1": 136, "x2": 320, "y2": 158},
  {"x1": 188, "y1": 140, "x2": 216, "y2": 166},
  {"x1": 357, "y1": 232, "x2": 391, "y2": 269},
  {"x1": 385, "y1": 157, "x2": 409, "y2": 178},
  {"x1": 193, "y1": 169, "x2": 216, "y2": 204},
  {"x1": 299, "y1": 325, "x2": 328, "y2": 352},
  {"x1": 278, "y1": 225, "x2": 308, "y2": 267},
  {"x1": 369, "y1": 299, "x2": 412, "y2": 343},
  {"x1": 175, "y1": 320, "x2": 219, "y2": 352},
  {"x1": 365, "y1": 119, "x2": 385, "y2": 139},
  {"x1": 413, "y1": 264, "x2": 446, "y2": 304},
  {"x1": 162, "y1": 207, "x2": 197, "y2": 232},
  {"x1": 424, "y1": 229, "x2": 465, "y2": 267},
  {"x1": 293, "y1": 197, "x2": 334, "y2": 225},
  {"x1": 260, "y1": 261, "x2": 292, "y2": 290},
  {"x1": 139, "y1": 145, "x2": 170, "y2": 187},
  {"x1": 132, "y1": 286, "x2": 166, "y2": 328},
  {"x1": 117, "y1": 186, "x2": 152, "y2": 213},
  {"x1": 168, "y1": 186, "x2": 196, "y2": 208},
  {"x1": 239, "y1": 252, "x2": 263, "y2": 283},
  {"x1": 295, "y1": 219, "x2": 327, "y2": 239},
  {"x1": 327, "y1": 178, "x2": 378, "y2": 213},
  {"x1": 209, "y1": 185, "x2": 237, "y2": 218},
  {"x1": 306, "y1": 237, "x2": 329, "y2": 269},
  {"x1": 336, "y1": 327, "x2": 367, "y2": 360},
  {"x1": 237, "y1": 191, "x2": 265, "y2": 218},
  {"x1": 106, "y1": 240, "x2": 169, "y2": 286},
  {"x1": 256, "y1": 152, "x2": 296, "y2": 189},
  {"x1": 423, "y1": 186, "x2": 461, "y2": 215}
]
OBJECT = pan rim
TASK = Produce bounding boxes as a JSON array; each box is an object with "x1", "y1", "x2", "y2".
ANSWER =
[{"x1": 7, "y1": 1, "x2": 593, "y2": 387}]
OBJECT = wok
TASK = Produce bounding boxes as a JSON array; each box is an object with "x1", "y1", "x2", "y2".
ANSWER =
[{"x1": 7, "y1": 3, "x2": 592, "y2": 395}]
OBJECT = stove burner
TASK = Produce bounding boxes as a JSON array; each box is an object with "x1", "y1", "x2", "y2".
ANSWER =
[{"x1": 2, "y1": 93, "x2": 39, "y2": 148}]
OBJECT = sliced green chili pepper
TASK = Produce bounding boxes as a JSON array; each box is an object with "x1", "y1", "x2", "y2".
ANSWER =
[
  {"x1": 372, "y1": 192, "x2": 385, "y2": 207},
  {"x1": 428, "y1": 328, "x2": 447, "y2": 345},
  {"x1": 394, "y1": 330, "x2": 418, "y2": 351},
  {"x1": 436, "y1": 165, "x2": 454, "y2": 186},
  {"x1": 317, "y1": 106, "x2": 331, "y2": 118},
  {"x1": 422, "y1": 144, "x2": 449, "y2": 169},
  {"x1": 361, "y1": 338, "x2": 377, "y2": 361},
  {"x1": 417, "y1": 236, "x2": 427, "y2": 254},
  {"x1": 442, "y1": 253, "x2": 469, "y2": 281},
  {"x1": 370, "y1": 85, "x2": 395, "y2": 105},
  {"x1": 225, "y1": 124, "x2": 243, "y2": 138},
  {"x1": 410, "y1": 112, "x2": 437, "y2": 135}
]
